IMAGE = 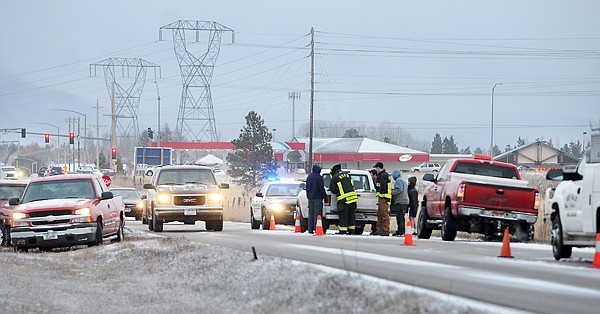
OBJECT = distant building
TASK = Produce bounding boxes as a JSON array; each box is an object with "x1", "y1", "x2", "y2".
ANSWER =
[{"x1": 493, "y1": 141, "x2": 580, "y2": 169}]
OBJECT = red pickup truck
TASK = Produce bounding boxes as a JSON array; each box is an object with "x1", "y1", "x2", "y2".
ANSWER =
[
  {"x1": 418, "y1": 156, "x2": 540, "y2": 241},
  {"x1": 8, "y1": 174, "x2": 125, "y2": 252}
]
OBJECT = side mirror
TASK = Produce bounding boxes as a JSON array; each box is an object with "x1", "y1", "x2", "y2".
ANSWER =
[
  {"x1": 256, "y1": 192, "x2": 263, "y2": 197},
  {"x1": 100, "y1": 191, "x2": 113, "y2": 200},
  {"x1": 422, "y1": 173, "x2": 435, "y2": 182},
  {"x1": 141, "y1": 194, "x2": 147, "y2": 200},
  {"x1": 143, "y1": 183, "x2": 154, "y2": 189},
  {"x1": 219, "y1": 183, "x2": 230, "y2": 189},
  {"x1": 146, "y1": 170, "x2": 153, "y2": 176},
  {"x1": 9, "y1": 198, "x2": 19, "y2": 206}
]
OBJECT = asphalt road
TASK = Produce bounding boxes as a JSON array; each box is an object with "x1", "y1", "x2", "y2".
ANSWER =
[{"x1": 127, "y1": 220, "x2": 600, "y2": 314}]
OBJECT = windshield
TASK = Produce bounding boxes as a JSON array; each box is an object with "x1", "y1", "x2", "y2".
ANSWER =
[
  {"x1": 323, "y1": 173, "x2": 371, "y2": 191},
  {"x1": 266, "y1": 183, "x2": 303, "y2": 196},
  {"x1": 0, "y1": 185, "x2": 26, "y2": 200},
  {"x1": 453, "y1": 162, "x2": 518, "y2": 179},
  {"x1": 22, "y1": 179, "x2": 96, "y2": 203},
  {"x1": 110, "y1": 189, "x2": 141, "y2": 200},
  {"x1": 2, "y1": 167, "x2": 16, "y2": 171},
  {"x1": 157, "y1": 169, "x2": 217, "y2": 185}
]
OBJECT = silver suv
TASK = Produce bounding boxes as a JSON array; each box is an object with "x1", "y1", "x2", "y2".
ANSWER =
[
  {"x1": 410, "y1": 162, "x2": 441, "y2": 172},
  {"x1": 143, "y1": 165, "x2": 229, "y2": 232}
]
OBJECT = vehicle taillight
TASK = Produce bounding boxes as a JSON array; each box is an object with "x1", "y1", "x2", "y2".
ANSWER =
[
  {"x1": 457, "y1": 183, "x2": 466, "y2": 202},
  {"x1": 325, "y1": 195, "x2": 331, "y2": 206},
  {"x1": 534, "y1": 192, "x2": 540, "y2": 210}
]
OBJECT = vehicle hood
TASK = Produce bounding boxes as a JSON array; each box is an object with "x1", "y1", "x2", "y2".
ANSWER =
[
  {"x1": 14, "y1": 199, "x2": 93, "y2": 213},
  {"x1": 122, "y1": 198, "x2": 143, "y2": 205},
  {"x1": 264, "y1": 196, "x2": 299, "y2": 204},
  {"x1": 156, "y1": 184, "x2": 220, "y2": 194}
]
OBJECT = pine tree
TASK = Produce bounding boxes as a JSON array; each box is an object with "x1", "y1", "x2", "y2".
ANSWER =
[
  {"x1": 492, "y1": 145, "x2": 502, "y2": 157},
  {"x1": 517, "y1": 136, "x2": 526, "y2": 147},
  {"x1": 442, "y1": 135, "x2": 459, "y2": 154},
  {"x1": 431, "y1": 133, "x2": 443, "y2": 154},
  {"x1": 474, "y1": 147, "x2": 484, "y2": 154},
  {"x1": 460, "y1": 146, "x2": 472, "y2": 154},
  {"x1": 343, "y1": 128, "x2": 361, "y2": 138},
  {"x1": 226, "y1": 111, "x2": 278, "y2": 190}
]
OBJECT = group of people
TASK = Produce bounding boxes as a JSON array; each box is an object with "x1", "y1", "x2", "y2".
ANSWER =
[{"x1": 304, "y1": 162, "x2": 418, "y2": 236}]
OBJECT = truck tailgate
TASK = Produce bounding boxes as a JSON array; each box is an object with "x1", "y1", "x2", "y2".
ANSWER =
[{"x1": 464, "y1": 181, "x2": 537, "y2": 213}]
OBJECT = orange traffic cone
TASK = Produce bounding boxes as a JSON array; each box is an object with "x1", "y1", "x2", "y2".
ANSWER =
[
  {"x1": 314, "y1": 215, "x2": 325, "y2": 236},
  {"x1": 498, "y1": 228, "x2": 514, "y2": 258},
  {"x1": 269, "y1": 215, "x2": 276, "y2": 231},
  {"x1": 588, "y1": 233, "x2": 600, "y2": 268},
  {"x1": 294, "y1": 214, "x2": 302, "y2": 233},
  {"x1": 403, "y1": 220, "x2": 415, "y2": 246}
]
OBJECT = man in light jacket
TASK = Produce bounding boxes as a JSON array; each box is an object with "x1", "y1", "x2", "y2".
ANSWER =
[{"x1": 391, "y1": 170, "x2": 409, "y2": 236}]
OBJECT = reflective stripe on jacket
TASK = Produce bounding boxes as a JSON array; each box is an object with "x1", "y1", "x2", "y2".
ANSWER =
[
  {"x1": 331, "y1": 172, "x2": 358, "y2": 204},
  {"x1": 376, "y1": 171, "x2": 392, "y2": 203}
]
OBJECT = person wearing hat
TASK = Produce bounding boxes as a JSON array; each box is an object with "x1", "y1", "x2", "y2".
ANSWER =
[
  {"x1": 373, "y1": 162, "x2": 392, "y2": 236},
  {"x1": 329, "y1": 164, "x2": 358, "y2": 235},
  {"x1": 390, "y1": 170, "x2": 409, "y2": 236},
  {"x1": 305, "y1": 164, "x2": 327, "y2": 234}
]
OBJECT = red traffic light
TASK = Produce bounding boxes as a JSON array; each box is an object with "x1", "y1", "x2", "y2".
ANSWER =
[
  {"x1": 44, "y1": 133, "x2": 50, "y2": 143},
  {"x1": 69, "y1": 132, "x2": 75, "y2": 144},
  {"x1": 111, "y1": 147, "x2": 117, "y2": 159}
]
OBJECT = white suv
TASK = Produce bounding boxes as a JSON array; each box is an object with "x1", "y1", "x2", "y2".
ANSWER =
[{"x1": 411, "y1": 162, "x2": 441, "y2": 172}]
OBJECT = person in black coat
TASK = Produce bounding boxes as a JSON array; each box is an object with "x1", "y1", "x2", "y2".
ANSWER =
[{"x1": 305, "y1": 165, "x2": 327, "y2": 233}]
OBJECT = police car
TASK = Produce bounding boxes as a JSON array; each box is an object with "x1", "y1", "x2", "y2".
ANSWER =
[{"x1": 250, "y1": 179, "x2": 305, "y2": 230}]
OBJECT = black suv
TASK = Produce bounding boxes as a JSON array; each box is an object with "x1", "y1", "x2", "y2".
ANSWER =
[{"x1": 48, "y1": 166, "x2": 65, "y2": 176}]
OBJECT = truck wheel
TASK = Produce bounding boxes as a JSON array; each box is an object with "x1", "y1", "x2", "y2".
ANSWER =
[
  {"x1": 322, "y1": 218, "x2": 330, "y2": 233},
  {"x1": 89, "y1": 220, "x2": 103, "y2": 246},
  {"x1": 417, "y1": 206, "x2": 432, "y2": 239},
  {"x1": 354, "y1": 225, "x2": 364, "y2": 235},
  {"x1": 441, "y1": 206, "x2": 457, "y2": 241},
  {"x1": 113, "y1": 221, "x2": 124, "y2": 242},
  {"x1": 250, "y1": 210, "x2": 261, "y2": 229},
  {"x1": 0, "y1": 225, "x2": 5, "y2": 246},
  {"x1": 551, "y1": 215, "x2": 572, "y2": 260},
  {"x1": 213, "y1": 219, "x2": 223, "y2": 232},
  {"x1": 152, "y1": 211, "x2": 163, "y2": 232},
  {"x1": 148, "y1": 205, "x2": 154, "y2": 230},
  {"x1": 262, "y1": 211, "x2": 270, "y2": 230}
]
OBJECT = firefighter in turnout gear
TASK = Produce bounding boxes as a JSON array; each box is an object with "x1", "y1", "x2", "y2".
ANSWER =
[
  {"x1": 329, "y1": 164, "x2": 358, "y2": 235},
  {"x1": 374, "y1": 162, "x2": 392, "y2": 236}
]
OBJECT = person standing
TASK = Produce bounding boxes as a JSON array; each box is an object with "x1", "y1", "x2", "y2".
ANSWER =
[
  {"x1": 369, "y1": 169, "x2": 378, "y2": 235},
  {"x1": 390, "y1": 170, "x2": 409, "y2": 236},
  {"x1": 329, "y1": 164, "x2": 358, "y2": 235},
  {"x1": 407, "y1": 176, "x2": 419, "y2": 235},
  {"x1": 374, "y1": 162, "x2": 391, "y2": 236},
  {"x1": 305, "y1": 165, "x2": 327, "y2": 234}
]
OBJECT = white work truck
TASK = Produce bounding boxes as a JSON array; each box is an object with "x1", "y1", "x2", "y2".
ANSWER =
[{"x1": 544, "y1": 133, "x2": 600, "y2": 260}]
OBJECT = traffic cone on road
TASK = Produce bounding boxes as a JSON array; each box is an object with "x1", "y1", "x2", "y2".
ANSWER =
[
  {"x1": 589, "y1": 233, "x2": 600, "y2": 268},
  {"x1": 498, "y1": 228, "x2": 514, "y2": 258},
  {"x1": 294, "y1": 214, "x2": 302, "y2": 233},
  {"x1": 314, "y1": 215, "x2": 325, "y2": 236},
  {"x1": 403, "y1": 220, "x2": 415, "y2": 246},
  {"x1": 269, "y1": 215, "x2": 276, "y2": 231}
]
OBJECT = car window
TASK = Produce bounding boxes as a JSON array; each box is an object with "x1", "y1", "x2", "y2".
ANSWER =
[
  {"x1": 0, "y1": 185, "x2": 26, "y2": 200},
  {"x1": 22, "y1": 179, "x2": 96, "y2": 203},
  {"x1": 111, "y1": 189, "x2": 140, "y2": 200},
  {"x1": 157, "y1": 169, "x2": 217, "y2": 185},
  {"x1": 453, "y1": 162, "x2": 518, "y2": 179},
  {"x1": 266, "y1": 183, "x2": 302, "y2": 196}
]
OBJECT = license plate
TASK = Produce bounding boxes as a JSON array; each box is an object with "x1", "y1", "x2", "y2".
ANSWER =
[
  {"x1": 355, "y1": 213, "x2": 365, "y2": 220},
  {"x1": 43, "y1": 231, "x2": 58, "y2": 240},
  {"x1": 184, "y1": 208, "x2": 196, "y2": 216}
]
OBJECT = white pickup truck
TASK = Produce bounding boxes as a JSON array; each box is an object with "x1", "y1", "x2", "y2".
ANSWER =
[{"x1": 544, "y1": 133, "x2": 600, "y2": 260}]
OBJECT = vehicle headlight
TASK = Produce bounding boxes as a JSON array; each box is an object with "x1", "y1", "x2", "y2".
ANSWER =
[
  {"x1": 12, "y1": 212, "x2": 27, "y2": 227},
  {"x1": 73, "y1": 207, "x2": 91, "y2": 223},
  {"x1": 207, "y1": 193, "x2": 222, "y2": 204},
  {"x1": 136, "y1": 202, "x2": 144, "y2": 209},
  {"x1": 13, "y1": 212, "x2": 26, "y2": 220},
  {"x1": 157, "y1": 193, "x2": 171, "y2": 204},
  {"x1": 269, "y1": 203, "x2": 284, "y2": 212}
]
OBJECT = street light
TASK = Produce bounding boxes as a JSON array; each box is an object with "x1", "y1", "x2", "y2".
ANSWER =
[
  {"x1": 154, "y1": 81, "x2": 161, "y2": 147},
  {"x1": 490, "y1": 83, "x2": 502, "y2": 157},
  {"x1": 583, "y1": 131, "x2": 588, "y2": 155},
  {"x1": 52, "y1": 108, "x2": 87, "y2": 163},
  {"x1": 33, "y1": 122, "x2": 60, "y2": 164}
]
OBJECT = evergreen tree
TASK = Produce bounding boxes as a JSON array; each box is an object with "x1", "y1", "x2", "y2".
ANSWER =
[
  {"x1": 504, "y1": 144, "x2": 512, "y2": 152},
  {"x1": 569, "y1": 140, "x2": 582, "y2": 158},
  {"x1": 517, "y1": 136, "x2": 526, "y2": 147},
  {"x1": 431, "y1": 133, "x2": 443, "y2": 154},
  {"x1": 492, "y1": 145, "x2": 502, "y2": 157},
  {"x1": 442, "y1": 135, "x2": 459, "y2": 154},
  {"x1": 474, "y1": 147, "x2": 484, "y2": 154},
  {"x1": 98, "y1": 151, "x2": 109, "y2": 169},
  {"x1": 226, "y1": 111, "x2": 278, "y2": 190},
  {"x1": 560, "y1": 144, "x2": 570, "y2": 155},
  {"x1": 343, "y1": 128, "x2": 361, "y2": 138},
  {"x1": 460, "y1": 146, "x2": 472, "y2": 154}
]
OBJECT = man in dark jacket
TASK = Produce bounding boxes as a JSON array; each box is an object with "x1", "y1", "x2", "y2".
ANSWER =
[
  {"x1": 374, "y1": 162, "x2": 391, "y2": 236},
  {"x1": 305, "y1": 165, "x2": 327, "y2": 234},
  {"x1": 329, "y1": 164, "x2": 358, "y2": 235}
]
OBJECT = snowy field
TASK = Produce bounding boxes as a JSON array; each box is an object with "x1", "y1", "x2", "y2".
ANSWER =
[{"x1": 0, "y1": 228, "x2": 526, "y2": 314}]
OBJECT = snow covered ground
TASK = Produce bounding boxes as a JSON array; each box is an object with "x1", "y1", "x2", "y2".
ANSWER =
[{"x1": 0, "y1": 228, "x2": 526, "y2": 314}]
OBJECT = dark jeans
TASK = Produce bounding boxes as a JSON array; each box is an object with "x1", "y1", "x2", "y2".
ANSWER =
[
  {"x1": 391, "y1": 203, "x2": 408, "y2": 234},
  {"x1": 308, "y1": 199, "x2": 323, "y2": 232}
]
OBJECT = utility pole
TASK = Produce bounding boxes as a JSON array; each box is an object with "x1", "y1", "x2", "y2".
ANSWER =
[
  {"x1": 154, "y1": 81, "x2": 161, "y2": 147},
  {"x1": 289, "y1": 92, "x2": 300, "y2": 139},
  {"x1": 92, "y1": 99, "x2": 103, "y2": 167},
  {"x1": 309, "y1": 27, "x2": 315, "y2": 169},
  {"x1": 77, "y1": 117, "x2": 81, "y2": 168},
  {"x1": 111, "y1": 81, "x2": 117, "y2": 172}
]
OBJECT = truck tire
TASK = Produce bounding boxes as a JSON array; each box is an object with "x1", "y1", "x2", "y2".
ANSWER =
[
  {"x1": 417, "y1": 206, "x2": 432, "y2": 239},
  {"x1": 152, "y1": 211, "x2": 163, "y2": 232},
  {"x1": 213, "y1": 219, "x2": 223, "y2": 232},
  {"x1": 354, "y1": 225, "x2": 364, "y2": 235},
  {"x1": 262, "y1": 210, "x2": 270, "y2": 230},
  {"x1": 441, "y1": 205, "x2": 458, "y2": 241},
  {"x1": 148, "y1": 205, "x2": 154, "y2": 230},
  {"x1": 0, "y1": 225, "x2": 6, "y2": 246},
  {"x1": 551, "y1": 215, "x2": 572, "y2": 260},
  {"x1": 113, "y1": 221, "x2": 124, "y2": 242},
  {"x1": 89, "y1": 220, "x2": 103, "y2": 246},
  {"x1": 250, "y1": 210, "x2": 261, "y2": 229}
]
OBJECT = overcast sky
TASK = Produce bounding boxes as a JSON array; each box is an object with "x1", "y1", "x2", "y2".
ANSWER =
[{"x1": 1, "y1": 0, "x2": 599, "y2": 153}]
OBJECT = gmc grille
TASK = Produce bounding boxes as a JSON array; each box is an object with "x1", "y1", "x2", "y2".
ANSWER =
[
  {"x1": 29, "y1": 210, "x2": 72, "y2": 225},
  {"x1": 174, "y1": 196, "x2": 206, "y2": 206}
]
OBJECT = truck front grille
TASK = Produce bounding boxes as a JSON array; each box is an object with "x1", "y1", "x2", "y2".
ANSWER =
[
  {"x1": 174, "y1": 196, "x2": 206, "y2": 206},
  {"x1": 29, "y1": 210, "x2": 72, "y2": 225}
]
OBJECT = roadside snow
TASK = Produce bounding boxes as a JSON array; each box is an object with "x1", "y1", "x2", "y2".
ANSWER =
[{"x1": 0, "y1": 228, "x2": 525, "y2": 314}]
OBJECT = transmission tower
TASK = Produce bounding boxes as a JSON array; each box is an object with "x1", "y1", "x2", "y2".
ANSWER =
[
  {"x1": 90, "y1": 58, "x2": 160, "y2": 158},
  {"x1": 159, "y1": 20, "x2": 234, "y2": 142}
]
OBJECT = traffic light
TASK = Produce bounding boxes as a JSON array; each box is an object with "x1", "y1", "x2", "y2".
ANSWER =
[
  {"x1": 111, "y1": 147, "x2": 117, "y2": 159},
  {"x1": 147, "y1": 127, "x2": 154, "y2": 139},
  {"x1": 44, "y1": 133, "x2": 50, "y2": 143},
  {"x1": 69, "y1": 132, "x2": 75, "y2": 144},
  {"x1": 21, "y1": 128, "x2": 26, "y2": 138}
]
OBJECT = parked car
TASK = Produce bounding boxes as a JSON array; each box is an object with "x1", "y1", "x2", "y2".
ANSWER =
[
  {"x1": 37, "y1": 167, "x2": 48, "y2": 177},
  {"x1": 9, "y1": 174, "x2": 125, "y2": 252},
  {"x1": 410, "y1": 162, "x2": 441, "y2": 172},
  {"x1": 110, "y1": 187, "x2": 145, "y2": 220},
  {"x1": 517, "y1": 165, "x2": 536, "y2": 172},
  {"x1": 48, "y1": 166, "x2": 65, "y2": 176},
  {"x1": 250, "y1": 180, "x2": 305, "y2": 230},
  {"x1": 101, "y1": 169, "x2": 116, "y2": 176},
  {"x1": 0, "y1": 179, "x2": 29, "y2": 246}
]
